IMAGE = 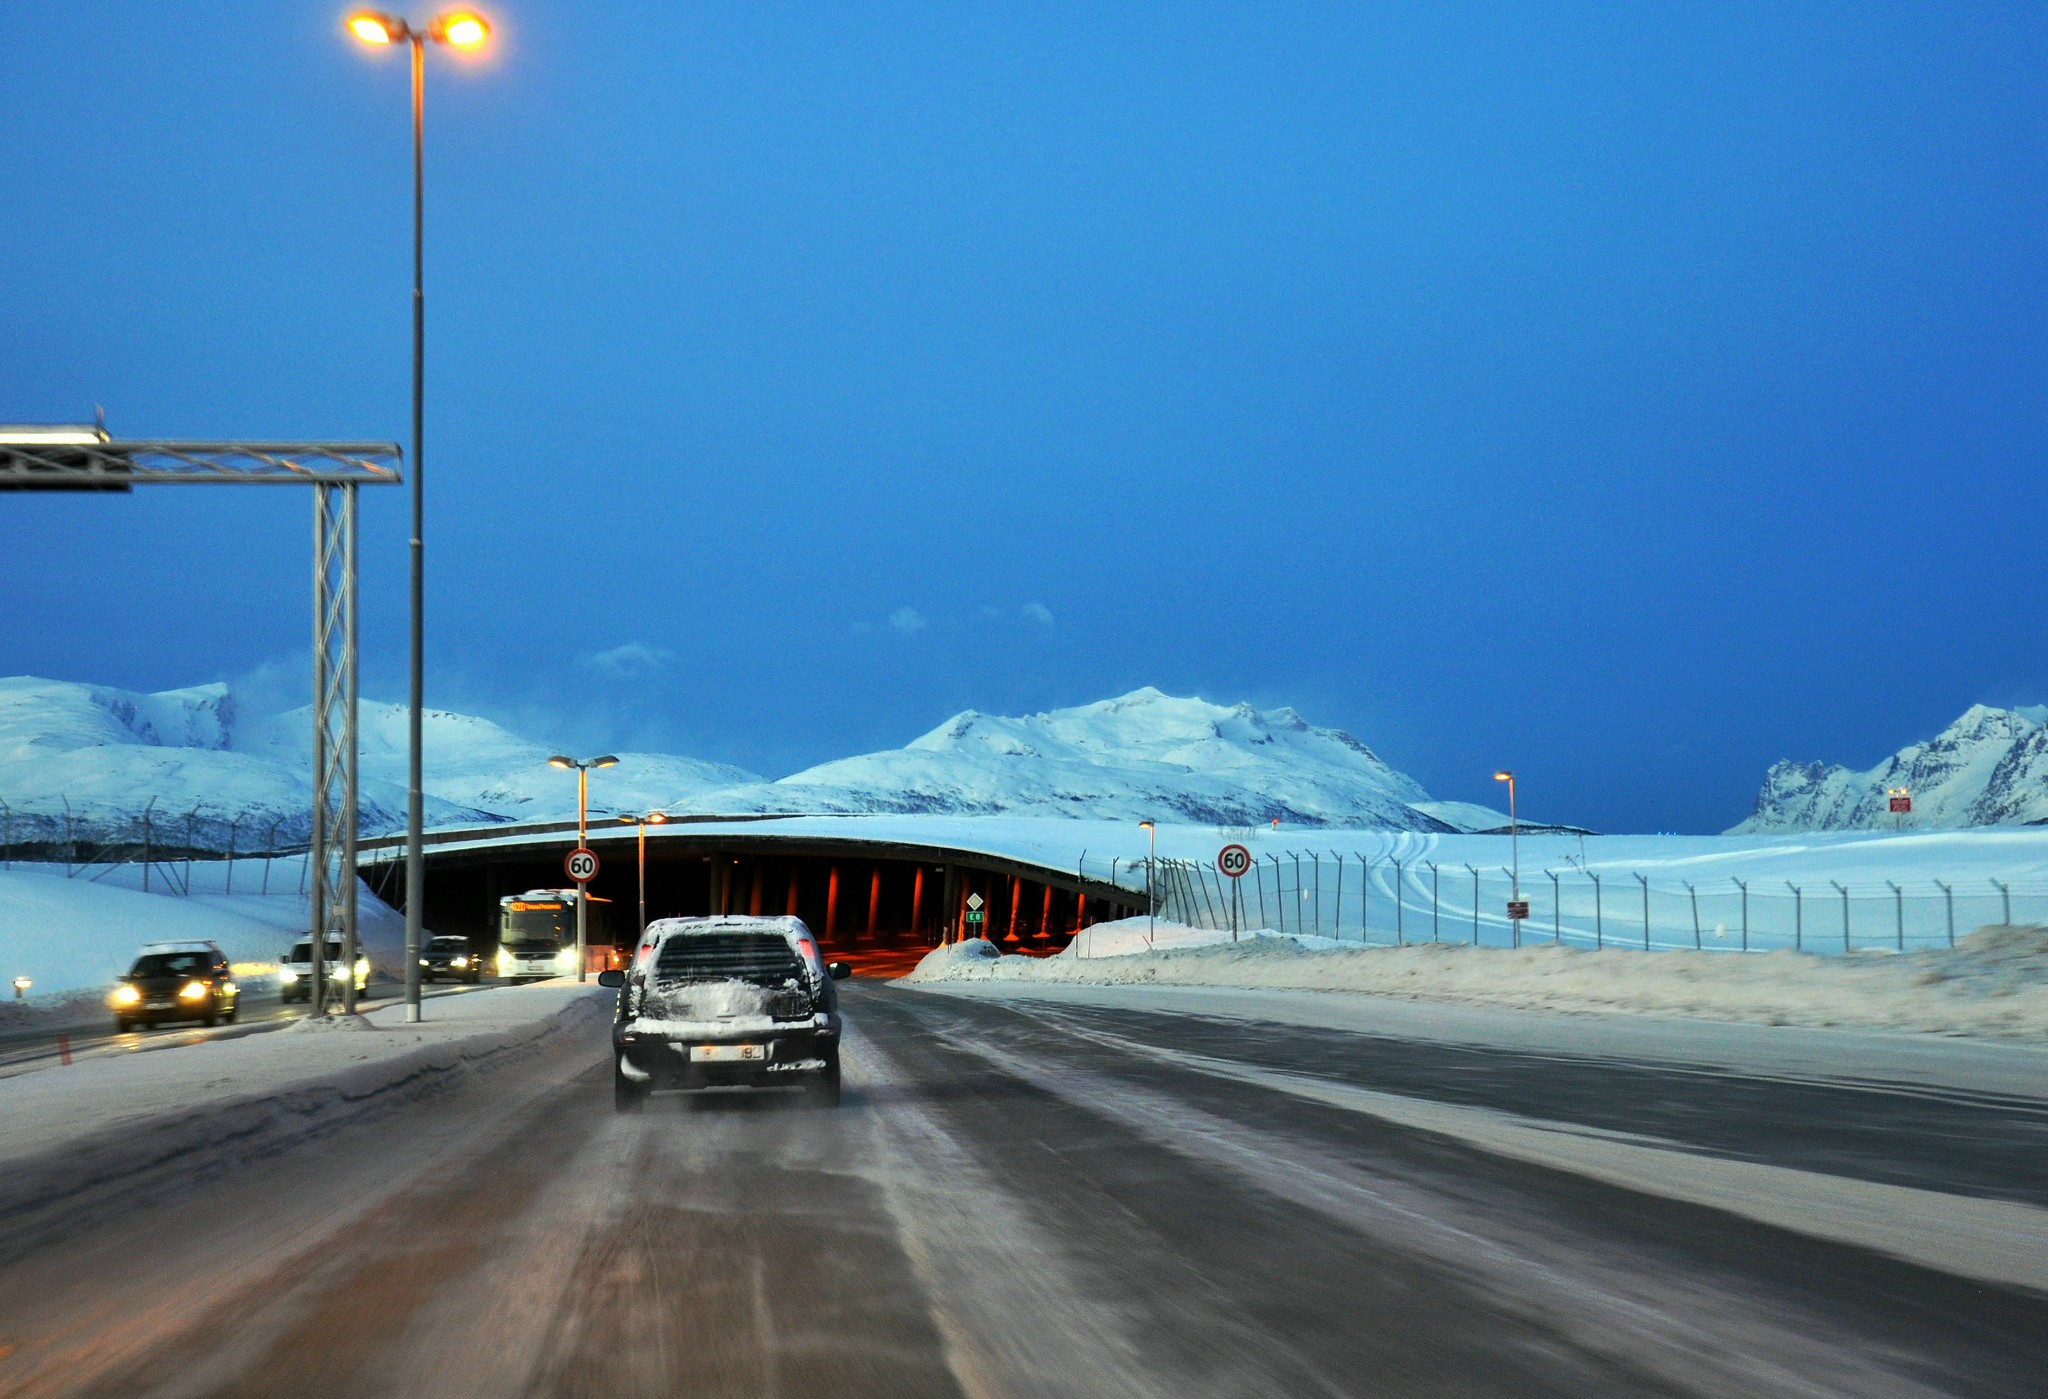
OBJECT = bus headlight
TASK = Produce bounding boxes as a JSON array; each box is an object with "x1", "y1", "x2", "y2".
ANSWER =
[
  {"x1": 555, "y1": 949, "x2": 576, "y2": 972},
  {"x1": 497, "y1": 949, "x2": 515, "y2": 975}
]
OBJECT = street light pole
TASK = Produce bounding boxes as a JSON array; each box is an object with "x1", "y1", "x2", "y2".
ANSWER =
[
  {"x1": 550, "y1": 753, "x2": 618, "y2": 983},
  {"x1": 1494, "y1": 770, "x2": 1518, "y2": 901},
  {"x1": 1138, "y1": 820, "x2": 1156, "y2": 950},
  {"x1": 347, "y1": 8, "x2": 493, "y2": 1025},
  {"x1": 617, "y1": 811, "x2": 666, "y2": 949}
]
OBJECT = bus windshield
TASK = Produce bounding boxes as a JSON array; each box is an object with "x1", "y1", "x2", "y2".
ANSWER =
[{"x1": 501, "y1": 898, "x2": 572, "y2": 949}]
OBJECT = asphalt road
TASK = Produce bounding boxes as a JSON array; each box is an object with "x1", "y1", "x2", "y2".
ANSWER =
[{"x1": 2, "y1": 980, "x2": 2043, "y2": 1398}]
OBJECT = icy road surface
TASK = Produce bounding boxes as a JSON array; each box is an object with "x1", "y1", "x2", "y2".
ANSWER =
[{"x1": 1, "y1": 981, "x2": 2043, "y2": 1398}]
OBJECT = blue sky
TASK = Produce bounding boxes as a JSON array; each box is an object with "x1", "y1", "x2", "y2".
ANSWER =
[{"x1": 5, "y1": 1, "x2": 2046, "y2": 832}]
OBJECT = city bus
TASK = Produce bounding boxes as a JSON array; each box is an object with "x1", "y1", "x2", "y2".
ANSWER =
[{"x1": 495, "y1": 889, "x2": 603, "y2": 980}]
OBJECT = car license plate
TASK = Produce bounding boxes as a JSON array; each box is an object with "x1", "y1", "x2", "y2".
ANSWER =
[
  {"x1": 146, "y1": 1000, "x2": 174, "y2": 1010},
  {"x1": 690, "y1": 1044, "x2": 764, "y2": 1063}
]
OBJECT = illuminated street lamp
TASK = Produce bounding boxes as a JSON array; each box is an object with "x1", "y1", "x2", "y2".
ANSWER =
[
  {"x1": 346, "y1": 8, "x2": 493, "y2": 1024},
  {"x1": 549, "y1": 754, "x2": 618, "y2": 981},
  {"x1": 1137, "y1": 820, "x2": 1156, "y2": 950},
  {"x1": 1493, "y1": 770, "x2": 1519, "y2": 907},
  {"x1": 11, "y1": 977, "x2": 29, "y2": 1001},
  {"x1": 618, "y1": 811, "x2": 669, "y2": 944}
]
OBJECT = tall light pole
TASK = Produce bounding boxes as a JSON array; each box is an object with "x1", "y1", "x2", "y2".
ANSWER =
[
  {"x1": 1138, "y1": 820, "x2": 1156, "y2": 950},
  {"x1": 347, "y1": 9, "x2": 492, "y2": 1023},
  {"x1": 619, "y1": 811, "x2": 667, "y2": 946},
  {"x1": 550, "y1": 754, "x2": 618, "y2": 981},
  {"x1": 1494, "y1": 770, "x2": 1519, "y2": 903}
]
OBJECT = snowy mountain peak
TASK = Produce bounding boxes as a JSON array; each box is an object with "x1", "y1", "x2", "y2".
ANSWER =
[
  {"x1": 1731, "y1": 703, "x2": 2048, "y2": 832},
  {"x1": 703, "y1": 688, "x2": 1446, "y2": 829}
]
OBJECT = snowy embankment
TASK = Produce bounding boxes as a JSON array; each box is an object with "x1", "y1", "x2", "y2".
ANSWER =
[
  {"x1": 0, "y1": 860, "x2": 405, "y2": 1021},
  {"x1": 0, "y1": 982, "x2": 611, "y2": 1259},
  {"x1": 907, "y1": 918, "x2": 2048, "y2": 1041}
]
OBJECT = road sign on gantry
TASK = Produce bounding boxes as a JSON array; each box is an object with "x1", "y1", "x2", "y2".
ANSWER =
[
  {"x1": 566, "y1": 848, "x2": 599, "y2": 883},
  {"x1": 1218, "y1": 844, "x2": 1253, "y2": 878}
]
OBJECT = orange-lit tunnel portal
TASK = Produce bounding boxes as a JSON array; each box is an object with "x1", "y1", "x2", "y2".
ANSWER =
[{"x1": 362, "y1": 827, "x2": 1146, "y2": 976}]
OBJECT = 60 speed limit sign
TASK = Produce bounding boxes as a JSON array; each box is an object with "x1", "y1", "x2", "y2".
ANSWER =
[
  {"x1": 565, "y1": 848, "x2": 599, "y2": 883},
  {"x1": 1217, "y1": 844, "x2": 1253, "y2": 878}
]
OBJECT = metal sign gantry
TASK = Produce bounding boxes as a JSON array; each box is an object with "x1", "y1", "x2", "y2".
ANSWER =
[{"x1": 2, "y1": 430, "x2": 402, "y2": 1015}]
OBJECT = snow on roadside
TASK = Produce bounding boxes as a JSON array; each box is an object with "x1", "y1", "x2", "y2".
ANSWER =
[
  {"x1": 0, "y1": 860, "x2": 405, "y2": 1015},
  {"x1": 907, "y1": 918, "x2": 2048, "y2": 1042}
]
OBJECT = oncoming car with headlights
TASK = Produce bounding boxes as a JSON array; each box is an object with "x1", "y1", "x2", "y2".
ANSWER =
[
  {"x1": 110, "y1": 941, "x2": 239, "y2": 1031},
  {"x1": 600, "y1": 915, "x2": 850, "y2": 1111},
  {"x1": 278, "y1": 937, "x2": 370, "y2": 1004},
  {"x1": 420, "y1": 934, "x2": 482, "y2": 983}
]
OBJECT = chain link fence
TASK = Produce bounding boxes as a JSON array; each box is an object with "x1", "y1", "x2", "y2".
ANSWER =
[
  {"x1": 1128, "y1": 852, "x2": 2043, "y2": 953},
  {"x1": 0, "y1": 797, "x2": 319, "y2": 896}
]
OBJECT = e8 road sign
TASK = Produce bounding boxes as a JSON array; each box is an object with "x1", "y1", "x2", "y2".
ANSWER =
[
  {"x1": 565, "y1": 848, "x2": 599, "y2": 883},
  {"x1": 1217, "y1": 844, "x2": 1253, "y2": 879}
]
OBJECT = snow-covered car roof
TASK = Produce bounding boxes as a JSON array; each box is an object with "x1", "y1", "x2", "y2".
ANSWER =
[
  {"x1": 633, "y1": 916, "x2": 823, "y2": 970},
  {"x1": 138, "y1": 940, "x2": 222, "y2": 953}
]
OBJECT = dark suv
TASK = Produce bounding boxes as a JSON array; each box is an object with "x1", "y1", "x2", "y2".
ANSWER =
[
  {"x1": 599, "y1": 916, "x2": 849, "y2": 1112},
  {"x1": 110, "y1": 942, "x2": 239, "y2": 1031},
  {"x1": 420, "y1": 935, "x2": 482, "y2": 984}
]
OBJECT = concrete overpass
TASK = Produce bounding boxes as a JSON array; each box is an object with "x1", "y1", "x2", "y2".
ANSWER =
[{"x1": 356, "y1": 813, "x2": 1151, "y2": 963}]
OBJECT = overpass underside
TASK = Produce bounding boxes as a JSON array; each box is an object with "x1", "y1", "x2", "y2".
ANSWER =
[{"x1": 362, "y1": 827, "x2": 1146, "y2": 964}]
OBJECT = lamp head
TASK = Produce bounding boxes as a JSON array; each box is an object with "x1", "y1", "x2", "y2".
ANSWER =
[
  {"x1": 646, "y1": 811, "x2": 668, "y2": 824},
  {"x1": 592, "y1": 755, "x2": 620, "y2": 769},
  {"x1": 547, "y1": 755, "x2": 575, "y2": 770},
  {"x1": 1494, "y1": 771, "x2": 1513, "y2": 782},
  {"x1": 347, "y1": 11, "x2": 406, "y2": 44},
  {"x1": 431, "y1": 10, "x2": 490, "y2": 48},
  {"x1": 1137, "y1": 820, "x2": 1154, "y2": 831}
]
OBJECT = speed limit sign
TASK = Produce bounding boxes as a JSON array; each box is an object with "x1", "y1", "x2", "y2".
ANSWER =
[
  {"x1": 1217, "y1": 844, "x2": 1253, "y2": 879},
  {"x1": 565, "y1": 848, "x2": 599, "y2": 883}
]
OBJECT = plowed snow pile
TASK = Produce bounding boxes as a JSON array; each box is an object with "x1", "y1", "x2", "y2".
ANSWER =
[{"x1": 906, "y1": 920, "x2": 2048, "y2": 1041}]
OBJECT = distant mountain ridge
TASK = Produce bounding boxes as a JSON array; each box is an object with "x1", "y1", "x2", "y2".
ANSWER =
[
  {"x1": 0, "y1": 677, "x2": 1481, "y2": 843},
  {"x1": 695, "y1": 688, "x2": 1457, "y2": 830},
  {"x1": 1730, "y1": 703, "x2": 2048, "y2": 832}
]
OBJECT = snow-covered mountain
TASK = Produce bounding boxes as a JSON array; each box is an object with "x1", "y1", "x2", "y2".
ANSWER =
[
  {"x1": 696, "y1": 688, "x2": 1456, "y2": 830},
  {"x1": 1730, "y1": 704, "x2": 2048, "y2": 833},
  {"x1": 0, "y1": 677, "x2": 758, "y2": 846},
  {"x1": 0, "y1": 677, "x2": 1467, "y2": 843}
]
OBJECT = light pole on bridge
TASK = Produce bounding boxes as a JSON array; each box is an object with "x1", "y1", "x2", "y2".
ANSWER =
[{"x1": 550, "y1": 754, "x2": 617, "y2": 981}]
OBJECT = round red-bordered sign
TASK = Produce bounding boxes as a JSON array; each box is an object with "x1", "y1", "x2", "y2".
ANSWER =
[
  {"x1": 1217, "y1": 843, "x2": 1253, "y2": 878},
  {"x1": 565, "y1": 848, "x2": 599, "y2": 883}
]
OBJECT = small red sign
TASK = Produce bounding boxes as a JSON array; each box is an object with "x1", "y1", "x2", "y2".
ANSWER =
[
  {"x1": 1506, "y1": 900, "x2": 1530, "y2": 920},
  {"x1": 1889, "y1": 796, "x2": 1911, "y2": 814},
  {"x1": 566, "y1": 848, "x2": 599, "y2": 882}
]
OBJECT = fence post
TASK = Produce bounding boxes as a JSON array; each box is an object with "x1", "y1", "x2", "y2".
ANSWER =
[
  {"x1": 1310, "y1": 852, "x2": 1321, "y2": 936},
  {"x1": 1831, "y1": 880, "x2": 1850, "y2": 952},
  {"x1": 1330, "y1": 852, "x2": 1344, "y2": 940},
  {"x1": 1887, "y1": 880, "x2": 1903, "y2": 951},
  {"x1": 1392, "y1": 857, "x2": 1405, "y2": 945},
  {"x1": 1787, "y1": 882, "x2": 1802, "y2": 951},
  {"x1": 1685, "y1": 881, "x2": 1700, "y2": 949},
  {"x1": 1270, "y1": 856, "x2": 1286, "y2": 934},
  {"x1": 1732, "y1": 878, "x2": 1748, "y2": 952},
  {"x1": 182, "y1": 807, "x2": 198, "y2": 894},
  {"x1": 1, "y1": 797, "x2": 11, "y2": 870},
  {"x1": 1993, "y1": 879, "x2": 2011, "y2": 927},
  {"x1": 1427, "y1": 861, "x2": 1440, "y2": 942},
  {"x1": 261, "y1": 817, "x2": 281, "y2": 895},
  {"x1": 63, "y1": 797, "x2": 74, "y2": 877},
  {"x1": 141, "y1": 797, "x2": 157, "y2": 893},
  {"x1": 1547, "y1": 869, "x2": 1560, "y2": 943},
  {"x1": 1254, "y1": 857, "x2": 1267, "y2": 929},
  {"x1": 1634, "y1": 872, "x2": 1650, "y2": 950},
  {"x1": 1936, "y1": 879, "x2": 1954, "y2": 947},
  {"x1": 1464, "y1": 864, "x2": 1480, "y2": 944},
  {"x1": 1591, "y1": 872, "x2": 1603, "y2": 949}
]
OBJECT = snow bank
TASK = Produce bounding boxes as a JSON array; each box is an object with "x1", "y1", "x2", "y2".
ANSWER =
[
  {"x1": 0, "y1": 982, "x2": 611, "y2": 1261},
  {"x1": 0, "y1": 860, "x2": 405, "y2": 1010},
  {"x1": 906, "y1": 918, "x2": 2048, "y2": 1042}
]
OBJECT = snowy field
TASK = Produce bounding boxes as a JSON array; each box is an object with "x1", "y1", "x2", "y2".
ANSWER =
[
  {"x1": 909, "y1": 917, "x2": 2048, "y2": 1042},
  {"x1": 0, "y1": 857, "x2": 404, "y2": 1016}
]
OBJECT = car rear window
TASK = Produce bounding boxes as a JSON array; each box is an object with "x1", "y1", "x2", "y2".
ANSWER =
[
  {"x1": 653, "y1": 933, "x2": 803, "y2": 986},
  {"x1": 132, "y1": 952, "x2": 212, "y2": 976}
]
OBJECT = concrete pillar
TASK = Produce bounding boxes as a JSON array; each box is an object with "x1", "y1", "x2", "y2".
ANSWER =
[
  {"x1": 826, "y1": 865, "x2": 840, "y2": 942},
  {"x1": 867, "y1": 866, "x2": 881, "y2": 940},
  {"x1": 1075, "y1": 892, "x2": 1088, "y2": 935},
  {"x1": 785, "y1": 868, "x2": 799, "y2": 917},
  {"x1": 1041, "y1": 882, "x2": 1054, "y2": 940},
  {"x1": 748, "y1": 867, "x2": 763, "y2": 917},
  {"x1": 706, "y1": 857, "x2": 721, "y2": 917},
  {"x1": 941, "y1": 866, "x2": 960, "y2": 943},
  {"x1": 1007, "y1": 874, "x2": 1021, "y2": 943},
  {"x1": 911, "y1": 867, "x2": 925, "y2": 938}
]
